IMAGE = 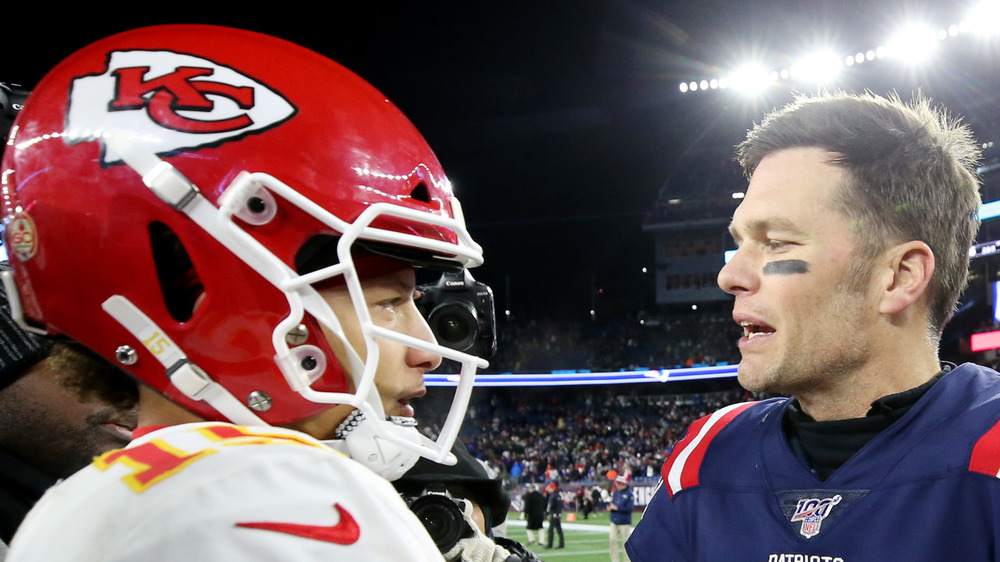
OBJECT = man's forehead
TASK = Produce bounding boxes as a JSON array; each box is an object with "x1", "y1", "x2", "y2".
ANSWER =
[
  {"x1": 728, "y1": 213, "x2": 803, "y2": 239},
  {"x1": 729, "y1": 151, "x2": 847, "y2": 239},
  {"x1": 359, "y1": 263, "x2": 416, "y2": 288},
  {"x1": 746, "y1": 148, "x2": 848, "y2": 199}
]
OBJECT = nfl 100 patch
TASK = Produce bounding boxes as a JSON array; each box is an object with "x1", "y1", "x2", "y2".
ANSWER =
[{"x1": 775, "y1": 490, "x2": 868, "y2": 539}]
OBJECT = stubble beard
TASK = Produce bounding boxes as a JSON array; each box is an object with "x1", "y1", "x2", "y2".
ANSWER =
[{"x1": 737, "y1": 281, "x2": 873, "y2": 401}]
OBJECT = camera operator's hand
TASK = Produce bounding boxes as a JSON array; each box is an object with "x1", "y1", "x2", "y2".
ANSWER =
[
  {"x1": 494, "y1": 537, "x2": 544, "y2": 562},
  {"x1": 443, "y1": 500, "x2": 514, "y2": 562}
]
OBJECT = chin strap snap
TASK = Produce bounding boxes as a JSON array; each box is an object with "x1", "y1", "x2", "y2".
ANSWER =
[{"x1": 326, "y1": 409, "x2": 427, "y2": 480}]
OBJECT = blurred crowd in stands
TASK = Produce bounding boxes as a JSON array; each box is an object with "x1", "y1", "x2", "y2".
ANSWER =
[
  {"x1": 419, "y1": 308, "x2": 754, "y2": 510},
  {"x1": 458, "y1": 386, "x2": 751, "y2": 486},
  {"x1": 478, "y1": 309, "x2": 742, "y2": 375}
]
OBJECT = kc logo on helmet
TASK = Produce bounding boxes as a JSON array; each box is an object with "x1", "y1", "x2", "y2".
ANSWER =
[{"x1": 65, "y1": 50, "x2": 297, "y2": 165}]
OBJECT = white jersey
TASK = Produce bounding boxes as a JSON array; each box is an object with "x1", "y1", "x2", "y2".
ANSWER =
[{"x1": 7, "y1": 422, "x2": 444, "y2": 561}]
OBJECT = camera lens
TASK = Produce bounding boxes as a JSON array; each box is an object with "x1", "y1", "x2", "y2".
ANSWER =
[
  {"x1": 408, "y1": 494, "x2": 470, "y2": 551},
  {"x1": 428, "y1": 302, "x2": 479, "y2": 352}
]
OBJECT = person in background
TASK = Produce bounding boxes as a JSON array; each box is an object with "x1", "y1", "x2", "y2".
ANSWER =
[
  {"x1": 607, "y1": 474, "x2": 634, "y2": 562},
  {"x1": 544, "y1": 481, "x2": 564, "y2": 549},
  {"x1": 578, "y1": 486, "x2": 593, "y2": 520},
  {"x1": 521, "y1": 484, "x2": 546, "y2": 546},
  {"x1": 591, "y1": 484, "x2": 604, "y2": 513}
]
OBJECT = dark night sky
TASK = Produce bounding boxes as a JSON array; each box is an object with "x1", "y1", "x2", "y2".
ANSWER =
[{"x1": 7, "y1": 1, "x2": 997, "y2": 320}]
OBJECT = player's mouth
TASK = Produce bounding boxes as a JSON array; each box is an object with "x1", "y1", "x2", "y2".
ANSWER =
[
  {"x1": 101, "y1": 422, "x2": 134, "y2": 443},
  {"x1": 394, "y1": 388, "x2": 427, "y2": 418},
  {"x1": 98, "y1": 413, "x2": 137, "y2": 444},
  {"x1": 742, "y1": 321, "x2": 775, "y2": 338},
  {"x1": 737, "y1": 317, "x2": 776, "y2": 346}
]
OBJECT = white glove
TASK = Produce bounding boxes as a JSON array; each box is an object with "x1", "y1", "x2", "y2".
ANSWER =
[{"x1": 443, "y1": 500, "x2": 513, "y2": 562}]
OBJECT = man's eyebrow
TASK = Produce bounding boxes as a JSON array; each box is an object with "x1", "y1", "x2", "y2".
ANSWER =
[
  {"x1": 388, "y1": 277, "x2": 418, "y2": 294},
  {"x1": 365, "y1": 273, "x2": 417, "y2": 296},
  {"x1": 729, "y1": 217, "x2": 802, "y2": 240}
]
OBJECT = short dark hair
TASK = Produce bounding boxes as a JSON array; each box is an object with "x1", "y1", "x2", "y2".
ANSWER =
[{"x1": 736, "y1": 91, "x2": 982, "y2": 335}]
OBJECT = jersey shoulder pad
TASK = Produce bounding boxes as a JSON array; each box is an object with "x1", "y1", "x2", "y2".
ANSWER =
[
  {"x1": 932, "y1": 364, "x2": 1000, "y2": 478},
  {"x1": 661, "y1": 401, "x2": 761, "y2": 498}
]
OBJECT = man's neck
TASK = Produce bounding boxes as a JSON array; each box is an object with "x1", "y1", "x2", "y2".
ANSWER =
[
  {"x1": 795, "y1": 349, "x2": 941, "y2": 422},
  {"x1": 784, "y1": 364, "x2": 952, "y2": 480}
]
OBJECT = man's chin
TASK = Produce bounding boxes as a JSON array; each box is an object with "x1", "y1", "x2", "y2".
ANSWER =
[
  {"x1": 736, "y1": 363, "x2": 775, "y2": 394},
  {"x1": 385, "y1": 403, "x2": 416, "y2": 418}
]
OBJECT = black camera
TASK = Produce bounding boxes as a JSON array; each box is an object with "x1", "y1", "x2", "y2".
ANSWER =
[
  {"x1": 2, "y1": 83, "x2": 31, "y2": 146},
  {"x1": 417, "y1": 270, "x2": 496, "y2": 358},
  {"x1": 402, "y1": 487, "x2": 474, "y2": 552}
]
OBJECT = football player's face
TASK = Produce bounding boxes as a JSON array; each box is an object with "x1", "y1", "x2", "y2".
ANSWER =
[
  {"x1": 718, "y1": 147, "x2": 878, "y2": 398},
  {"x1": 319, "y1": 267, "x2": 442, "y2": 418},
  {"x1": 0, "y1": 350, "x2": 138, "y2": 479}
]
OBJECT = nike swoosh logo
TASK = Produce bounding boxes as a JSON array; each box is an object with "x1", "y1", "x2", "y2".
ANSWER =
[{"x1": 236, "y1": 503, "x2": 360, "y2": 545}]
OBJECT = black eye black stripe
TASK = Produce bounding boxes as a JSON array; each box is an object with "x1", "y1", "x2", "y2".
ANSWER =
[{"x1": 763, "y1": 260, "x2": 809, "y2": 275}]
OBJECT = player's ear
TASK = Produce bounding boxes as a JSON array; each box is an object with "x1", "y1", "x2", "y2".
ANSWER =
[{"x1": 877, "y1": 240, "x2": 934, "y2": 315}]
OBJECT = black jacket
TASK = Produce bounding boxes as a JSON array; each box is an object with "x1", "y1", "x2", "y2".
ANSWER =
[
  {"x1": 546, "y1": 489, "x2": 563, "y2": 516},
  {"x1": 0, "y1": 445, "x2": 56, "y2": 543}
]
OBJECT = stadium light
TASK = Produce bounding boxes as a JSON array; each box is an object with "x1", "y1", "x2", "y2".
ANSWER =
[
  {"x1": 727, "y1": 63, "x2": 771, "y2": 96},
  {"x1": 882, "y1": 24, "x2": 939, "y2": 63},
  {"x1": 790, "y1": 50, "x2": 842, "y2": 84},
  {"x1": 972, "y1": 330, "x2": 1000, "y2": 352},
  {"x1": 966, "y1": 1, "x2": 1000, "y2": 35},
  {"x1": 677, "y1": 6, "x2": 995, "y2": 95},
  {"x1": 978, "y1": 200, "x2": 1000, "y2": 220}
]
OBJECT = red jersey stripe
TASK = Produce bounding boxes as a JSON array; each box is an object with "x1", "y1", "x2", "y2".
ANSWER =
[
  {"x1": 970, "y1": 417, "x2": 1000, "y2": 477},
  {"x1": 663, "y1": 402, "x2": 756, "y2": 497}
]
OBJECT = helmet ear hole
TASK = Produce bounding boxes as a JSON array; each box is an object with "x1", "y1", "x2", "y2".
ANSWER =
[
  {"x1": 295, "y1": 234, "x2": 342, "y2": 276},
  {"x1": 409, "y1": 182, "x2": 430, "y2": 204},
  {"x1": 149, "y1": 222, "x2": 204, "y2": 322}
]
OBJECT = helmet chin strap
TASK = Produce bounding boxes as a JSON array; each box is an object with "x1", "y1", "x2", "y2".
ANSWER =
[
  {"x1": 102, "y1": 292, "x2": 454, "y2": 479},
  {"x1": 324, "y1": 409, "x2": 456, "y2": 481},
  {"x1": 101, "y1": 295, "x2": 268, "y2": 427}
]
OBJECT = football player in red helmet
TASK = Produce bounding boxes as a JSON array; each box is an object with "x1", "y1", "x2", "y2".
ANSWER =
[{"x1": 2, "y1": 24, "x2": 493, "y2": 560}]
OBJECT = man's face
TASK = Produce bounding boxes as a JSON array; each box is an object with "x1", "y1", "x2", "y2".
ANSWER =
[
  {"x1": 718, "y1": 147, "x2": 878, "y2": 397},
  {"x1": 319, "y1": 266, "x2": 442, "y2": 419},
  {"x1": 0, "y1": 355, "x2": 139, "y2": 479}
]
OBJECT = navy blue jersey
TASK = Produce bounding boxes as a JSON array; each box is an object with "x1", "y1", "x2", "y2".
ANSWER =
[
  {"x1": 626, "y1": 363, "x2": 1000, "y2": 562},
  {"x1": 610, "y1": 487, "x2": 634, "y2": 525}
]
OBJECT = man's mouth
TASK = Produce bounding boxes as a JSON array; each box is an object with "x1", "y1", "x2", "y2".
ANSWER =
[
  {"x1": 741, "y1": 321, "x2": 776, "y2": 340},
  {"x1": 100, "y1": 421, "x2": 135, "y2": 443},
  {"x1": 96, "y1": 407, "x2": 139, "y2": 444},
  {"x1": 394, "y1": 389, "x2": 426, "y2": 417}
]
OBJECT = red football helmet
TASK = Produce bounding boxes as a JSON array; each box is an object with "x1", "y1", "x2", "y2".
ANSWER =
[{"x1": 0, "y1": 25, "x2": 484, "y2": 477}]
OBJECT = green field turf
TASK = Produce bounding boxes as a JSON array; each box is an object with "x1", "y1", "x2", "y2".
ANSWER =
[{"x1": 501, "y1": 510, "x2": 638, "y2": 562}]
